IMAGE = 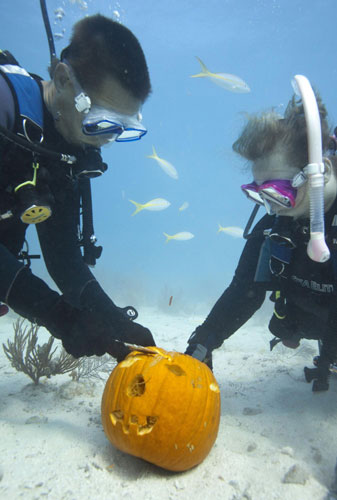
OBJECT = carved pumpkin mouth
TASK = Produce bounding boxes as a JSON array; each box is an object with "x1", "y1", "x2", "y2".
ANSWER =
[{"x1": 109, "y1": 409, "x2": 158, "y2": 436}]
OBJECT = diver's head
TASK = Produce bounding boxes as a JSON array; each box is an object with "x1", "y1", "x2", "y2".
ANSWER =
[
  {"x1": 235, "y1": 93, "x2": 336, "y2": 219},
  {"x1": 45, "y1": 14, "x2": 151, "y2": 147}
]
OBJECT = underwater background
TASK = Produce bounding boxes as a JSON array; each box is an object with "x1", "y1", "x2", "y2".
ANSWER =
[{"x1": 3, "y1": 0, "x2": 337, "y2": 314}]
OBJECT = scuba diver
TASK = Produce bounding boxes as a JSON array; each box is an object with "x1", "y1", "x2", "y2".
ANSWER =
[
  {"x1": 0, "y1": 2, "x2": 155, "y2": 359},
  {"x1": 185, "y1": 75, "x2": 337, "y2": 392}
]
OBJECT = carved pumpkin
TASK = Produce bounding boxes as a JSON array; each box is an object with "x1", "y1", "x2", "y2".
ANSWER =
[{"x1": 101, "y1": 346, "x2": 221, "y2": 471}]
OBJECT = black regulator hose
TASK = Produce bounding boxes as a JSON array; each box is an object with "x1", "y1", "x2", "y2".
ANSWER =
[{"x1": 0, "y1": 123, "x2": 76, "y2": 163}]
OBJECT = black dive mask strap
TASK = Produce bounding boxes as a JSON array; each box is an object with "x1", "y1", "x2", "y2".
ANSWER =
[{"x1": 243, "y1": 204, "x2": 260, "y2": 239}]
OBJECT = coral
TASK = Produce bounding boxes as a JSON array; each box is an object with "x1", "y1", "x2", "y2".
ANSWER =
[
  {"x1": 2, "y1": 318, "x2": 81, "y2": 384},
  {"x1": 70, "y1": 354, "x2": 116, "y2": 382}
]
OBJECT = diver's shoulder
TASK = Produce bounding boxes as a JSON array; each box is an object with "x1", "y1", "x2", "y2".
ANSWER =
[{"x1": 0, "y1": 73, "x2": 15, "y2": 129}]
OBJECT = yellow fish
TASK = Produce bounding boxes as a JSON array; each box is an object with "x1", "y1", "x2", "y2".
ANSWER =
[
  {"x1": 218, "y1": 224, "x2": 244, "y2": 238},
  {"x1": 179, "y1": 201, "x2": 189, "y2": 212},
  {"x1": 163, "y1": 231, "x2": 194, "y2": 243},
  {"x1": 191, "y1": 56, "x2": 250, "y2": 93},
  {"x1": 147, "y1": 146, "x2": 179, "y2": 180},
  {"x1": 129, "y1": 198, "x2": 171, "y2": 216}
]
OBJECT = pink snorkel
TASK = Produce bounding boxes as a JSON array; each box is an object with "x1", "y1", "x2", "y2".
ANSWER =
[{"x1": 291, "y1": 75, "x2": 330, "y2": 263}]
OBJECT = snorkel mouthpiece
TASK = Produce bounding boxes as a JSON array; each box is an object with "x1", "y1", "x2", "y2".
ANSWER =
[{"x1": 291, "y1": 75, "x2": 330, "y2": 263}]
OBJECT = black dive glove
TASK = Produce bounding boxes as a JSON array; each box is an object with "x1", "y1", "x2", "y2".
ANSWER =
[
  {"x1": 42, "y1": 298, "x2": 132, "y2": 360},
  {"x1": 79, "y1": 280, "x2": 155, "y2": 349},
  {"x1": 185, "y1": 325, "x2": 218, "y2": 370},
  {"x1": 6, "y1": 268, "x2": 153, "y2": 360}
]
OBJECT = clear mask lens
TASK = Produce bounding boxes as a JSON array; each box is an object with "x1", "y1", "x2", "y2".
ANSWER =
[
  {"x1": 259, "y1": 187, "x2": 293, "y2": 208},
  {"x1": 82, "y1": 106, "x2": 147, "y2": 142},
  {"x1": 83, "y1": 121, "x2": 124, "y2": 136},
  {"x1": 116, "y1": 128, "x2": 147, "y2": 142},
  {"x1": 241, "y1": 186, "x2": 264, "y2": 205}
]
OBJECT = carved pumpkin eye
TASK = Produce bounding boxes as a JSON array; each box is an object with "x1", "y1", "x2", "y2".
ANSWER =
[{"x1": 101, "y1": 347, "x2": 221, "y2": 471}]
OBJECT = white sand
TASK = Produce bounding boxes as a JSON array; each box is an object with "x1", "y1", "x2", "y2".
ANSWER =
[{"x1": 0, "y1": 307, "x2": 336, "y2": 500}]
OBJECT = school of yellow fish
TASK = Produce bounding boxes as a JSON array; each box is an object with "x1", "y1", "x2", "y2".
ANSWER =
[{"x1": 129, "y1": 56, "x2": 250, "y2": 242}]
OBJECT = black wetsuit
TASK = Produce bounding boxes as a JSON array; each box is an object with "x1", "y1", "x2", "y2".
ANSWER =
[
  {"x1": 0, "y1": 59, "x2": 155, "y2": 359},
  {"x1": 0, "y1": 71, "x2": 100, "y2": 310},
  {"x1": 193, "y1": 204, "x2": 337, "y2": 362}
]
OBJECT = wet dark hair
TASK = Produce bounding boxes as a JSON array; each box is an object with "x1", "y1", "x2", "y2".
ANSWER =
[
  {"x1": 232, "y1": 92, "x2": 331, "y2": 169},
  {"x1": 60, "y1": 14, "x2": 151, "y2": 101}
]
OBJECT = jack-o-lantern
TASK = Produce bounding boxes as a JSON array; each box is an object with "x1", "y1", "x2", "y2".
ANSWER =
[{"x1": 101, "y1": 346, "x2": 221, "y2": 471}]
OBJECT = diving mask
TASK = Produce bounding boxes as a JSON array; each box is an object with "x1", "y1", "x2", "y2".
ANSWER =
[
  {"x1": 82, "y1": 106, "x2": 147, "y2": 142},
  {"x1": 241, "y1": 172, "x2": 307, "y2": 214}
]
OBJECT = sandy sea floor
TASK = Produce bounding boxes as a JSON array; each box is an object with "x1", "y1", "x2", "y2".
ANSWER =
[{"x1": 0, "y1": 307, "x2": 336, "y2": 500}]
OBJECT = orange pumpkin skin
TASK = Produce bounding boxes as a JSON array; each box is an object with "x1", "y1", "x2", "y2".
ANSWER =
[{"x1": 101, "y1": 347, "x2": 221, "y2": 472}]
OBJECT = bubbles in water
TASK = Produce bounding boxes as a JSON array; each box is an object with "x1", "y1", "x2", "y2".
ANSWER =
[
  {"x1": 108, "y1": 2, "x2": 125, "y2": 23},
  {"x1": 54, "y1": 30, "x2": 66, "y2": 40},
  {"x1": 53, "y1": 6, "x2": 66, "y2": 41},
  {"x1": 113, "y1": 10, "x2": 120, "y2": 21},
  {"x1": 69, "y1": 0, "x2": 88, "y2": 10},
  {"x1": 54, "y1": 7, "x2": 65, "y2": 21}
]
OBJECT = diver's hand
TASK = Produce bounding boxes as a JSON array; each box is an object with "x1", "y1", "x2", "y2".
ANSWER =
[
  {"x1": 37, "y1": 297, "x2": 141, "y2": 359},
  {"x1": 185, "y1": 343, "x2": 213, "y2": 370},
  {"x1": 115, "y1": 319, "x2": 155, "y2": 347},
  {"x1": 58, "y1": 307, "x2": 155, "y2": 360},
  {"x1": 185, "y1": 324, "x2": 217, "y2": 370},
  {"x1": 39, "y1": 298, "x2": 123, "y2": 358}
]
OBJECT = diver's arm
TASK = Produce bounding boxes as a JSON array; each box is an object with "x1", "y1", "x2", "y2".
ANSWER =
[
  {"x1": 186, "y1": 213, "x2": 273, "y2": 354},
  {"x1": 35, "y1": 178, "x2": 96, "y2": 308},
  {"x1": 36, "y1": 183, "x2": 156, "y2": 355},
  {"x1": 36, "y1": 177, "x2": 126, "y2": 315}
]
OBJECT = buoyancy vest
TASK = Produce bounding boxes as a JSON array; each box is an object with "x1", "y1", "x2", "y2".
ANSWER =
[
  {"x1": 0, "y1": 50, "x2": 44, "y2": 143},
  {"x1": 0, "y1": 50, "x2": 53, "y2": 227},
  {"x1": 254, "y1": 206, "x2": 337, "y2": 286},
  {"x1": 252, "y1": 203, "x2": 337, "y2": 344},
  {"x1": 0, "y1": 50, "x2": 103, "y2": 266}
]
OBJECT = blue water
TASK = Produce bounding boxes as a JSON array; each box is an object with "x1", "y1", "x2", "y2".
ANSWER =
[{"x1": 3, "y1": 0, "x2": 337, "y2": 311}]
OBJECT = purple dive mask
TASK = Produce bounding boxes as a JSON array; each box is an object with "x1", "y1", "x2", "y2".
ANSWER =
[{"x1": 241, "y1": 179, "x2": 298, "y2": 214}]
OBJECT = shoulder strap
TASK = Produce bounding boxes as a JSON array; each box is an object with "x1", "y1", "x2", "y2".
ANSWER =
[{"x1": 0, "y1": 50, "x2": 43, "y2": 142}]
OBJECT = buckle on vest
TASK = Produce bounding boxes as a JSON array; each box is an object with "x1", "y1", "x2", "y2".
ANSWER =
[{"x1": 20, "y1": 118, "x2": 44, "y2": 144}]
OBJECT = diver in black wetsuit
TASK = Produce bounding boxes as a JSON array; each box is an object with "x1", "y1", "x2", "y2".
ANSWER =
[
  {"x1": 186, "y1": 80, "x2": 337, "y2": 393},
  {"x1": 0, "y1": 13, "x2": 155, "y2": 359}
]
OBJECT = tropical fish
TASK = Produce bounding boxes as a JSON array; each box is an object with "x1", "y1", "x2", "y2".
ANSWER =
[
  {"x1": 218, "y1": 224, "x2": 244, "y2": 238},
  {"x1": 147, "y1": 146, "x2": 179, "y2": 180},
  {"x1": 163, "y1": 231, "x2": 194, "y2": 243},
  {"x1": 179, "y1": 201, "x2": 189, "y2": 212},
  {"x1": 190, "y1": 56, "x2": 250, "y2": 93},
  {"x1": 129, "y1": 198, "x2": 171, "y2": 216}
]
